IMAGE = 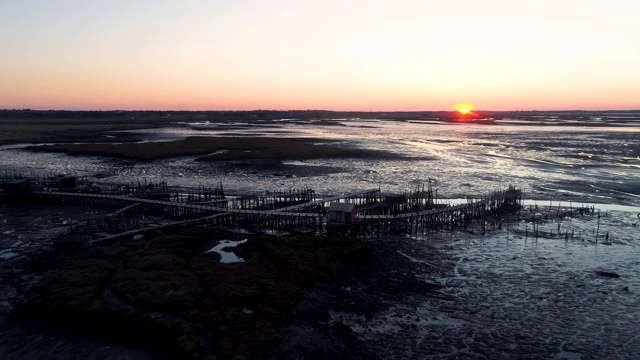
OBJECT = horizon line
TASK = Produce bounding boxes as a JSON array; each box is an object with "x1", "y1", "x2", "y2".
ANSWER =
[{"x1": 2, "y1": 108, "x2": 640, "y2": 113}]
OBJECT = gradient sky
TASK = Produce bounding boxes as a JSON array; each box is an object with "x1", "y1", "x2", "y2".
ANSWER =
[{"x1": 1, "y1": 0, "x2": 639, "y2": 111}]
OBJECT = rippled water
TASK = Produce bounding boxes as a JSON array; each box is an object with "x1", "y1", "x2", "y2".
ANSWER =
[
  {"x1": 2, "y1": 119, "x2": 640, "y2": 358},
  {"x1": 334, "y1": 208, "x2": 640, "y2": 359},
  {"x1": 206, "y1": 239, "x2": 248, "y2": 263},
  {"x1": 2, "y1": 120, "x2": 640, "y2": 204},
  {"x1": 437, "y1": 209, "x2": 640, "y2": 359}
]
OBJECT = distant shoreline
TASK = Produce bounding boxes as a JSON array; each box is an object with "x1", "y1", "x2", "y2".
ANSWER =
[
  {"x1": 1, "y1": 109, "x2": 639, "y2": 147},
  {"x1": 24, "y1": 136, "x2": 404, "y2": 162}
]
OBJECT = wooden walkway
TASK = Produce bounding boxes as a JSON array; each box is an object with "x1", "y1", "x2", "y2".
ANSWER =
[
  {"x1": 32, "y1": 191, "x2": 319, "y2": 217},
  {"x1": 27, "y1": 186, "x2": 522, "y2": 239},
  {"x1": 359, "y1": 193, "x2": 519, "y2": 220},
  {"x1": 354, "y1": 188, "x2": 522, "y2": 236},
  {"x1": 275, "y1": 188, "x2": 380, "y2": 212}
]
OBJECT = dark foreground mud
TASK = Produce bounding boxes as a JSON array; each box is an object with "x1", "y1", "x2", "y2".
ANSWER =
[
  {"x1": 2, "y1": 226, "x2": 450, "y2": 359},
  {"x1": 2, "y1": 205, "x2": 639, "y2": 359},
  {"x1": 26, "y1": 136, "x2": 401, "y2": 162}
]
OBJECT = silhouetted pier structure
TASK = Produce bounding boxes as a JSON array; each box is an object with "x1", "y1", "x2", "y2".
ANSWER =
[
  {"x1": 355, "y1": 187, "x2": 522, "y2": 236},
  {"x1": 13, "y1": 187, "x2": 519, "y2": 240},
  {"x1": 231, "y1": 187, "x2": 315, "y2": 210},
  {"x1": 2, "y1": 173, "x2": 524, "y2": 240},
  {"x1": 511, "y1": 202, "x2": 600, "y2": 242},
  {"x1": 276, "y1": 188, "x2": 383, "y2": 212}
]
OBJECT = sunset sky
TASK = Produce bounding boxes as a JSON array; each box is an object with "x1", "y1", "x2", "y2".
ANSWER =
[{"x1": 1, "y1": 0, "x2": 639, "y2": 111}]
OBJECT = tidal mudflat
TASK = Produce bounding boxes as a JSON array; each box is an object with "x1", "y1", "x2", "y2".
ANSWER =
[{"x1": 1, "y1": 111, "x2": 639, "y2": 358}]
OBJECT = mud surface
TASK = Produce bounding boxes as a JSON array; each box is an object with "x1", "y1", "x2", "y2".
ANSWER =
[
  {"x1": 2, "y1": 114, "x2": 640, "y2": 358},
  {"x1": 1, "y1": 223, "x2": 381, "y2": 359},
  {"x1": 1, "y1": 204, "x2": 639, "y2": 359},
  {"x1": 333, "y1": 209, "x2": 640, "y2": 359}
]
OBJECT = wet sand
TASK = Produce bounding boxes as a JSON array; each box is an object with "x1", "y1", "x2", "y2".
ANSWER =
[
  {"x1": 25, "y1": 136, "x2": 400, "y2": 162},
  {"x1": 6, "y1": 199, "x2": 635, "y2": 359},
  {"x1": 1, "y1": 220, "x2": 383, "y2": 359},
  {"x1": 2, "y1": 111, "x2": 640, "y2": 358}
]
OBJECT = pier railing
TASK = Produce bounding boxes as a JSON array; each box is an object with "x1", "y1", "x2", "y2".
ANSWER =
[{"x1": 12, "y1": 185, "x2": 522, "y2": 239}]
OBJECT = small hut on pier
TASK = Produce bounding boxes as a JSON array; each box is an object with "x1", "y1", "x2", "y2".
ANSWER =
[{"x1": 327, "y1": 202, "x2": 357, "y2": 225}]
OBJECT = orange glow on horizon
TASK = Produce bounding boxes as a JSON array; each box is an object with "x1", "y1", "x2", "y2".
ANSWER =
[
  {"x1": 0, "y1": 1, "x2": 638, "y2": 112},
  {"x1": 456, "y1": 104, "x2": 473, "y2": 114}
]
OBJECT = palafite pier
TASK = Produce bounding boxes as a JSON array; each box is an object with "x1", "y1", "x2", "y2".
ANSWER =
[{"x1": 2, "y1": 173, "x2": 523, "y2": 241}]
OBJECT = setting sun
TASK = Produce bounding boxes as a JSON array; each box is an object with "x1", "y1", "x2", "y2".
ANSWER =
[{"x1": 456, "y1": 104, "x2": 472, "y2": 114}]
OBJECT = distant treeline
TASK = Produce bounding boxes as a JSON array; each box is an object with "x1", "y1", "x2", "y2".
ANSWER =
[
  {"x1": 0, "y1": 109, "x2": 453, "y2": 122},
  {"x1": 0, "y1": 109, "x2": 638, "y2": 122}
]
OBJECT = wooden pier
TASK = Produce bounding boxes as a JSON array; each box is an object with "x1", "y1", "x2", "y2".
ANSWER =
[
  {"x1": 355, "y1": 187, "x2": 522, "y2": 236},
  {"x1": 12, "y1": 185, "x2": 520, "y2": 238},
  {"x1": 2, "y1": 172, "x2": 524, "y2": 239}
]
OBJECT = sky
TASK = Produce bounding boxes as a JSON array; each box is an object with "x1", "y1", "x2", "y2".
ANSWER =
[{"x1": 1, "y1": 0, "x2": 639, "y2": 111}]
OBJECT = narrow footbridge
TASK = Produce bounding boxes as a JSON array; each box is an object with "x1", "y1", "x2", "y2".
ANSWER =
[
  {"x1": 32, "y1": 191, "x2": 320, "y2": 217},
  {"x1": 27, "y1": 186, "x2": 522, "y2": 239}
]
